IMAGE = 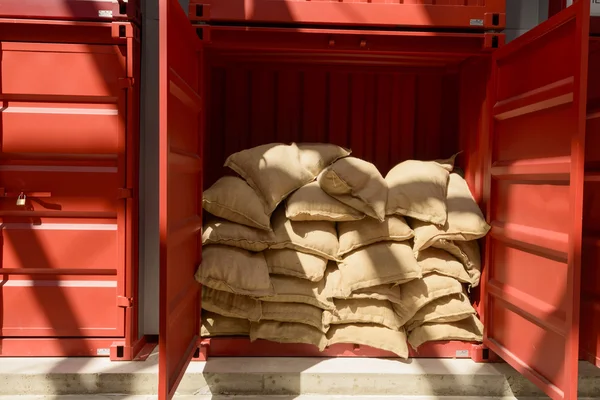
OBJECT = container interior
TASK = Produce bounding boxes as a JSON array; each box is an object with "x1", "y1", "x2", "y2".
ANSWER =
[
  {"x1": 200, "y1": 45, "x2": 489, "y2": 319},
  {"x1": 203, "y1": 49, "x2": 480, "y2": 190}
]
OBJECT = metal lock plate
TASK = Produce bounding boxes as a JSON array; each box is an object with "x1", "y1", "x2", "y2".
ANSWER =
[{"x1": 16, "y1": 193, "x2": 26, "y2": 206}]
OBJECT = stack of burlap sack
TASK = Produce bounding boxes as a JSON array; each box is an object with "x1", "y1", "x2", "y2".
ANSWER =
[{"x1": 195, "y1": 142, "x2": 491, "y2": 358}]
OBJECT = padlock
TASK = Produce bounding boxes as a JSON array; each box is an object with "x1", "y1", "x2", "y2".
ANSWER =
[{"x1": 16, "y1": 193, "x2": 26, "y2": 206}]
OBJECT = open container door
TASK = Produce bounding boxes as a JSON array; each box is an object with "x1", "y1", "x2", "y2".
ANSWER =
[
  {"x1": 485, "y1": 1, "x2": 590, "y2": 399},
  {"x1": 158, "y1": 0, "x2": 204, "y2": 399}
]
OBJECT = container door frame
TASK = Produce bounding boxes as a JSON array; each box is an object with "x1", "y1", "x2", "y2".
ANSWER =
[
  {"x1": 158, "y1": 0, "x2": 204, "y2": 399},
  {"x1": 484, "y1": 1, "x2": 590, "y2": 399}
]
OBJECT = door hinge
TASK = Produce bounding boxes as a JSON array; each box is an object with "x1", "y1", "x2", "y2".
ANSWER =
[
  {"x1": 117, "y1": 188, "x2": 133, "y2": 199},
  {"x1": 119, "y1": 77, "x2": 134, "y2": 89},
  {"x1": 117, "y1": 296, "x2": 133, "y2": 308}
]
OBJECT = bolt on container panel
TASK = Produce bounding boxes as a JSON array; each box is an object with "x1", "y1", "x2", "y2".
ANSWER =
[
  {"x1": 0, "y1": 19, "x2": 140, "y2": 359},
  {"x1": 189, "y1": 0, "x2": 506, "y2": 30},
  {"x1": 0, "y1": 0, "x2": 140, "y2": 23}
]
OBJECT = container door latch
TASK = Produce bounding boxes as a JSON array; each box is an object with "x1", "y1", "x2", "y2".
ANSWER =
[{"x1": 117, "y1": 296, "x2": 133, "y2": 308}]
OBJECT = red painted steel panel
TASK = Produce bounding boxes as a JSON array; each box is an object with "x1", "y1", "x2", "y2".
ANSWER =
[
  {"x1": 484, "y1": 2, "x2": 590, "y2": 399},
  {"x1": 0, "y1": 20, "x2": 140, "y2": 358},
  {"x1": 581, "y1": 39, "x2": 600, "y2": 367},
  {"x1": 204, "y1": 62, "x2": 462, "y2": 189},
  {"x1": 0, "y1": 0, "x2": 140, "y2": 23},
  {"x1": 189, "y1": 0, "x2": 505, "y2": 30},
  {"x1": 202, "y1": 338, "x2": 485, "y2": 360},
  {"x1": 158, "y1": 0, "x2": 203, "y2": 398}
]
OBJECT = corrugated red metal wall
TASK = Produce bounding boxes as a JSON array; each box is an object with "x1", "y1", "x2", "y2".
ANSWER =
[
  {"x1": 581, "y1": 37, "x2": 600, "y2": 367},
  {"x1": 189, "y1": 0, "x2": 506, "y2": 30},
  {"x1": 0, "y1": 19, "x2": 141, "y2": 359},
  {"x1": 0, "y1": 0, "x2": 140, "y2": 23},
  {"x1": 204, "y1": 63, "x2": 460, "y2": 189}
]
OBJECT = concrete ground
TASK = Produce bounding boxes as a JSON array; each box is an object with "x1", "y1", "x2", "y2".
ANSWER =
[{"x1": 1, "y1": 354, "x2": 599, "y2": 398}]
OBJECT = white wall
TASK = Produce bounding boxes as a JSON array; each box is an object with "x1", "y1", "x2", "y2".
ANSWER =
[{"x1": 505, "y1": 0, "x2": 549, "y2": 42}]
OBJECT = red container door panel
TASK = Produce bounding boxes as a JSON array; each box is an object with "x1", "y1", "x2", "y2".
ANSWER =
[
  {"x1": 485, "y1": 2, "x2": 590, "y2": 400},
  {"x1": 581, "y1": 39, "x2": 600, "y2": 367},
  {"x1": 0, "y1": 0, "x2": 139, "y2": 23},
  {"x1": 159, "y1": 0, "x2": 203, "y2": 399},
  {"x1": 0, "y1": 41, "x2": 129, "y2": 338},
  {"x1": 190, "y1": 0, "x2": 505, "y2": 29}
]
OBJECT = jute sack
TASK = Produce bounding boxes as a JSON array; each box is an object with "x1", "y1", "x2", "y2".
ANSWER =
[
  {"x1": 270, "y1": 208, "x2": 339, "y2": 261},
  {"x1": 224, "y1": 143, "x2": 314, "y2": 215},
  {"x1": 417, "y1": 247, "x2": 472, "y2": 285},
  {"x1": 201, "y1": 311, "x2": 250, "y2": 337},
  {"x1": 405, "y1": 292, "x2": 475, "y2": 332},
  {"x1": 317, "y1": 157, "x2": 387, "y2": 221},
  {"x1": 331, "y1": 299, "x2": 404, "y2": 330},
  {"x1": 201, "y1": 286, "x2": 262, "y2": 321},
  {"x1": 264, "y1": 248, "x2": 328, "y2": 282},
  {"x1": 195, "y1": 245, "x2": 274, "y2": 297},
  {"x1": 286, "y1": 181, "x2": 365, "y2": 222},
  {"x1": 260, "y1": 274, "x2": 335, "y2": 311},
  {"x1": 297, "y1": 143, "x2": 351, "y2": 176},
  {"x1": 408, "y1": 314, "x2": 484, "y2": 348},
  {"x1": 261, "y1": 302, "x2": 332, "y2": 333},
  {"x1": 324, "y1": 261, "x2": 403, "y2": 304},
  {"x1": 392, "y1": 273, "x2": 464, "y2": 327},
  {"x1": 412, "y1": 173, "x2": 490, "y2": 254},
  {"x1": 335, "y1": 284, "x2": 402, "y2": 305},
  {"x1": 337, "y1": 215, "x2": 414, "y2": 257},
  {"x1": 202, "y1": 176, "x2": 271, "y2": 230},
  {"x1": 432, "y1": 239, "x2": 482, "y2": 287},
  {"x1": 250, "y1": 320, "x2": 328, "y2": 351},
  {"x1": 202, "y1": 218, "x2": 276, "y2": 252},
  {"x1": 326, "y1": 324, "x2": 409, "y2": 358},
  {"x1": 386, "y1": 159, "x2": 454, "y2": 225},
  {"x1": 337, "y1": 242, "x2": 421, "y2": 295}
]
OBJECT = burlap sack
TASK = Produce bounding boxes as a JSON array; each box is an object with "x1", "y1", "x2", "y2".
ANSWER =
[
  {"x1": 286, "y1": 182, "x2": 365, "y2": 222},
  {"x1": 201, "y1": 311, "x2": 250, "y2": 337},
  {"x1": 432, "y1": 240, "x2": 482, "y2": 287},
  {"x1": 392, "y1": 273, "x2": 464, "y2": 327},
  {"x1": 337, "y1": 215, "x2": 414, "y2": 256},
  {"x1": 317, "y1": 157, "x2": 387, "y2": 221},
  {"x1": 271, "y1": 208, "x2": 339, "y2": 260},
  {"x1": 202, "y1": 218, "x2": 276, "y2": 252},
  {"x1": 417, "y1": 247, "x2": 472, "y2": 285},
  {"x1": 405, "y1": 292, "x2": 475, "y2": 332},
  {"x1": 261, "y1": 302, "x2": 332, "y2": 333},
  {"x1": 408, "y1": 314, "x2": 484, "y2": 348},
  {"x1": 202, "y1": 176, "x2": 271, "y2": 230},
  {"x1": 260, "y1": 274, "x2": 335, "y2": 310},
  {"x1": 337, "y1": 242, "x2": 421, "y2": 295},
  {"x1": 326, "y1": 324, "x2": 409, "y2": 358},
  {"x1": 250, "y1": 320, "x2": 328, "y2": 351},
  {"x1": 195, "y1": 245, "x2": 274, "y2": 297},
  {"x1": 325, "y1": 263, "x2": 403, "y2": 304},
  {"x1": 201, "y1": 287, "x2": 262, "y2": 321},
  {"x1": 331, "y1": 299, "x2": 404, "y2": 330},
  {"x1": 386, "y1": 159, "x2": 453, "y2": 225},
  {"x1": 335, "y1": 284, "x2": 402, "y2": 305},
  {"x1": 225, "y1": 143, "x2": 314, "y2": 214},
  {"x1": 297, "y1": 143, "x2": 352, "y2": 177},
  {"x1": 264, "y1": 249, "x2": 328, "y2": 282},
  {"x1": 412, "y1": 173, "x2": 490, "y2": 254}
]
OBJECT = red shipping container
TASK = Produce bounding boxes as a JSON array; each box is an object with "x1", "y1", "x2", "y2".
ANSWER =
[
  {"x1": 156, "y1": 0, "x2": 599, "y2": 399},
  {"x1": 189, "y1": 0, "x2": 506, "y2": 30},
  {"x1": 0, "y1": 0, "x2": 140, "y2": 23},
  {"x1": 0, "y1": 18, "x2": 145, "y2": 361}
]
